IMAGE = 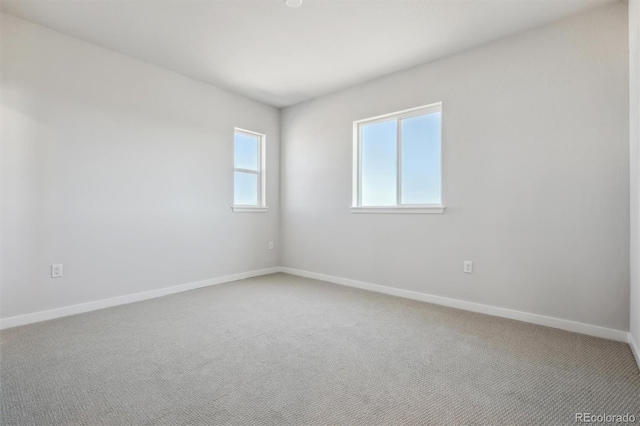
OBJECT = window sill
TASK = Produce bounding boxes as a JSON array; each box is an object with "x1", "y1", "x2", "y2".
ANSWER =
[
  {"x1": 350, "y1": 206, "x2": 445, "y2": 214},
  {"x1": 232, "y1": 206, "x2": 268, "y2": 213}
]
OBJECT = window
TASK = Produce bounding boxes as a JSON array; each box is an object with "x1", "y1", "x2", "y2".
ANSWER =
[
  {"x1": 352, "y1": 103, "x2": 444, "y2": 214},
  {"x1": 232, "y1": 128, "x2": 267, "y2": 212}
]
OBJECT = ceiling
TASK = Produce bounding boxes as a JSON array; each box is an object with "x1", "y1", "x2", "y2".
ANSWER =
[{"x1": 1, "y1": 0, "x2": 618, "y2": 107}]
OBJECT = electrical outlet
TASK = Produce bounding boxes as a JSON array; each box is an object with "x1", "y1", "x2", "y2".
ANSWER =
[
  {"x1": 269, "y1": 241, "x2": 274, "y2": 250},
  {"x1": 51, "y1": 264, "x2": 63, "y2": 278},
  {"x1": 464, "y1": 261, "x2": 473, "y2": 274}
]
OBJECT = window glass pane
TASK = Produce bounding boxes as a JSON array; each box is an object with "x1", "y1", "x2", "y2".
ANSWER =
[
  {"x1": 234, "y1": 172, "x2": 258, "y2": 206},
  {"x1": 361, "y1": 119, "x2": 397, "y2": 206},
  {"x1": 234, "y1": 132, "x2": 259, "y2": 171},
  {"x1": 401, "y1": 112, "x2": 441, "y2": 204}
]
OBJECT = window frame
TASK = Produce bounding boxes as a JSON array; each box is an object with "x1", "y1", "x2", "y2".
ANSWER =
[
  {"x1": 232, "y1": 128, "x2": 268, "y2": 213},
  {"x1": 351, "y1": 102, "x2": 444, "y2": 214}
]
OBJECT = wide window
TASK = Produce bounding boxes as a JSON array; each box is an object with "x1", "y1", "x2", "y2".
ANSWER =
[
  {"x1": 352, "y1": 103, "x2": 443, "y2": 213},
  {"x1": 232, "y1": 128, "x2": 267, "y2": 212}
]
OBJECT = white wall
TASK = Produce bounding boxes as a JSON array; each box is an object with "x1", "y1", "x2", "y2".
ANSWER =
[
  {"x1": 281, "y1": 3, "x2": 629, "y2": 332},
  {"x1": 630, "y1": 0, "x2": 640, "y2": 357},
  {"x1": 1, "y1": 14, "x2": 280, "y2": 320}
]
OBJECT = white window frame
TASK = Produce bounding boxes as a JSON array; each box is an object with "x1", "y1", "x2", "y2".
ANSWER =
[
  {"x1": 232, "y1": 128, "x2": 268, "y2": 213},
  {"x1": 351, "y1": 102, "x2": 444, "y2": 214}
]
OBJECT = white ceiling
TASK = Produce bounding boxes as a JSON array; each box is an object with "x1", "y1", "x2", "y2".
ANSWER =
[{"x1": 1, "y1": 0, "x2": 618, "y2": 107}]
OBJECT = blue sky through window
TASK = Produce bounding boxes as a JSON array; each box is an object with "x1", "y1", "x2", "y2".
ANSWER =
[
  {"x1": 361, "y1": 119, "x2": 397, "y2": 206},
  {"x1": 234, "y1": 131, "x2": 260, "y2": 206},
  {"x1": 359, "y1": 111, "x2": 441, "y2": 207},
  {"x1": 234, "y1": 171, "x2": 258, "y2": 205},
  {"x1": 401, "y1": 112, "x2": 441, "y2": 204},
  {"x1": 234, "y1": 133, "x2": 258, "y2": 170}
]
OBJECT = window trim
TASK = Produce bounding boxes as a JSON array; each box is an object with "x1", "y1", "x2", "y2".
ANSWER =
[
  {"x1": 232, "y1": 128, "x2": 268, "y2": 213},
  {"x1": 351, "y1": 102, "x2": 444, "y2": 214}
]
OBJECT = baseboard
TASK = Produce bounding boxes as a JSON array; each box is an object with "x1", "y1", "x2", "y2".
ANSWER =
[
  {"x1": 279, "y1": 267, "x2": 629, "y2": 343},
  {"x1": 0, "y1": 267, "x2": 280, "y2": 330},
  {"x1": 2, "y1": 266, "x2": 632, "y2": 348},
  {"x1": 629, "y1": 333, "x2": 640, "y2": 369}
]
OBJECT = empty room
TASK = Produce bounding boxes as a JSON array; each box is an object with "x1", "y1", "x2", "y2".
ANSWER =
[{"x1": 1, "y1": 0, "x2": 639, "y2": 424}]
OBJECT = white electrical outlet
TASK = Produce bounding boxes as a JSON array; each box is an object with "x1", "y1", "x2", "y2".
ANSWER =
[
  {"x1": 464, "y1": 261, "x2": 473, "y2": 274},
  {"x1": 51, "y1": 264, "x2": 63, "y2": 278},
  {"x1": 269, "y1": 241, "x2": 274, "y2": 250}
]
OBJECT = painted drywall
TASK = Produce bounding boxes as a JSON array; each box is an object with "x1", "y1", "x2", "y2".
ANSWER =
[
  {"x1": 1, "y1": 14, "x2": 280, "y2": 319},
  {"x1": 281, "y1": 3, "x2": 630, "y2": 332},
  {"x1": 630, "y1": 0, "x2": 640, "y2": 356}
]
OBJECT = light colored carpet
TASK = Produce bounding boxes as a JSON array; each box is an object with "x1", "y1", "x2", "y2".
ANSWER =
[{"x1": 1, "y1": 273, "x2": 639, "y2": 425}]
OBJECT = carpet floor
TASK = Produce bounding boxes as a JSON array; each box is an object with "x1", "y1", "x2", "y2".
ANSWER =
[{"x1": 1, "y1": 273, "x2": 639, "y2": 425}]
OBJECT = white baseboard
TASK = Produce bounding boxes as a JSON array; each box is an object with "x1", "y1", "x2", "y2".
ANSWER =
[
  {"x1": 279, "y1": 267, "x2": 629, "y2": 343},
  {"x1": 0, "y1": 267, "x2": 280, "y2": 330},
  {"x1": 629, "y1": 333, "x2": 640, "y2": 369},
  {"x1": 2, "y1": 265, "x2": 633, "y2": 353}
]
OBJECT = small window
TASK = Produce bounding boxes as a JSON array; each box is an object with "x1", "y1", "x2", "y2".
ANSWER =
[
  {"x1": 352, "y1": 103, "x2": 443, "y2": 214},
  {"x1": 232, "y1": 129, "x2": 267, "y2": 213}
]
